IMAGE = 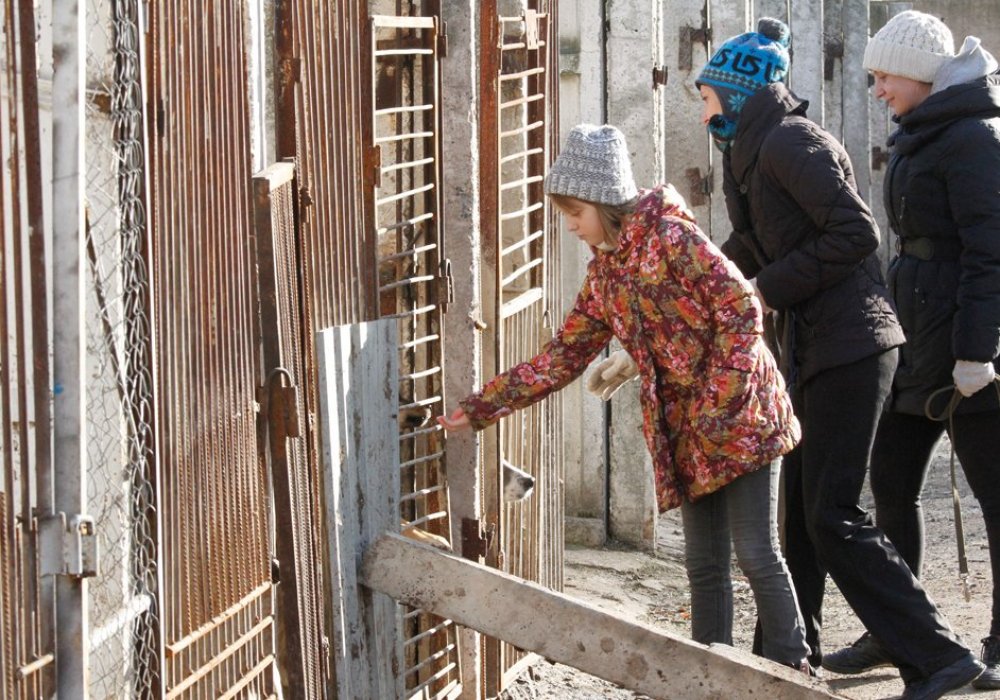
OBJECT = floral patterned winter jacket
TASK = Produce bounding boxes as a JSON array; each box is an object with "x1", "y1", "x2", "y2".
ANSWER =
[{"x1": 460, "y1": 185, "x2": 800, "y2": 511}]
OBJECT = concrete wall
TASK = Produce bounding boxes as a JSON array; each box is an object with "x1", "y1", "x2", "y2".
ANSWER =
[{"x1": 556, "y1": 0, "x2": 611, "y2": 547}]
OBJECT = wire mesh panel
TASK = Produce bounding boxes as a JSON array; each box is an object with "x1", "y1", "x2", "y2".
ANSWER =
[
  {"x1": 369, "y1": 12, "x2": 462, "y2": 700},
  {"x1": 83, "y1": 0, "x2": 162, "y2": 696},
  {"x1": 0, "y1": 0, "x2": 54, "y2": 697},
  {"x1": 481, "y1": 1, "x2": 561, "y2": 694},
  {"x1": 147, "y1": 1, "x2": 276, "y2": 696}
]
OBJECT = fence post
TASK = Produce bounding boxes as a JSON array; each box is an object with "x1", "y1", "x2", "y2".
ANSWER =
[
  {"x1": 316, "y1": 321, "x2": 405, "y2": 699},
  {"x1": 52, "y1": 0, "x2": 90, "y2": 696}
]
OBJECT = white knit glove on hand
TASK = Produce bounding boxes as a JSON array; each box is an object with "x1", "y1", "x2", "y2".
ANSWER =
[
  {"x1": 952, "y1": 359, "x2": 996, "y2": 397},
  {"x1": 749, "y1": 277, "x2": 771, "y2": 314},
  {"x1": 586, "y1": 349, "x2": 639, "y2": 401}
]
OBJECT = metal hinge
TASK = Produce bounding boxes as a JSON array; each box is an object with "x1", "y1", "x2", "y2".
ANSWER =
[
  {"x1": 679, "y1": 22, "x2": 712, "y2": 71},
  {"x1": 439, "y1": 258, "x2": 454, "y2": 312},
  {"x1": 438, "y1": 20, "x2": 449, "y2": 57},
  {"x1": 371, "y1": 144, "x2": 383, "y2": 188},
  {"x1": 38, "y1": 513, "x2": 99, "y2": 578},
  {"x1": 871, "y1": 146, "x2": 891, "y2": 172},
  {"x1": 685, "y1": 166, "x2": 713, "y2": 206},
  {"x1": 461, "y1": 517, "x2": 495, "y2": 560},
  {"x1": 824, "y1": 36, "x2": 845, "y2": 81},
  {"x1": 652, "y1": 64, "x2": 669, "y2": 89}
]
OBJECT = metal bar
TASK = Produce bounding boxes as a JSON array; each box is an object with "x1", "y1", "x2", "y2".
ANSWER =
[
  {"x1": 375, "y1": 130, "x2": 434, "y2": 145},
  {"x1": 402, "y1": 616, "x2": 454, "y2": 647},
  {"x1": 500, "y1": 175, "x2": 544, "y2": 192},
  {"x1": 377, "y1": 212, "x2": 435, "y2": 235},
  {"x1": 379, "y1": 273, "x2": 436, "y2": 293},
  {"x1": 51, "y1": 0, "x2": 87, "y2": 696},
  {"x1": 381, "y1": 303, "x2": 437, "y2": 321},
  {"x1": 500, "y1": 258, "x2": 543, "y2": 289},
  {"x1": 401, "y1": 366, "x2": 442, "y2": 381},
  {"x1": 401, "y1": 333, "x2": 440, "y2": 350},
  {"x1": 498, "y1": 67, "x2": 545, "y2": 82},
  {"x1": 499, "y1": 288, "x2": 544, "y2": 320},
  {"x1": 216, "y1": 653, "x2": 276, "y2": 700},
  {"x1": 500, "y1": 146, "x2": 544, "y2": 165},
  {"x1": 164, "y1": 616, "x2": 273, "y2": 698},
  {"x1": 398, "y1": 424, "x2": 442, "y2": 441},
  {"x1": 15, "y1": 653, "x2": 55, "y2": 680},
  {"x1": 499, "y1": 93, "x2": 545, "y2": 110},
  {"x1": 499, "y1": 119, "x2": 545, "y2": 138},
  {"x1": 381, "y1": 157, "x2": 436, "y2": 175},
  {"x1": 165, "y1": 581, "x2": 270, "y2": 656},
  {"x1": 371, "y1": 15, "x2": 436, "y2": 29},
  {"x1": 375, "y1": 105, "x2": 434, "y2": 117},
  {"x1": 380, "y1": 242, "x2": 437, "y2": 264},
  {"x1": 376, "y1": 182, "x2": 435, "y2": 207},
  {"x1": 500, "y1": 201, "x2": 543, "y2": 221},
  {"x1": 375, "y1": 48, "x2": 434, "y2": 57},
  {"x1": 405, "y1": 644, "x2": 458, "y2": 677},
  {"x1": 401, "y1": 485, "x2": 447, "y2": 503},
  {"x1": 399, "y1": 452, "x2": 445, "y2": 470},
  {"x1": 501, "y1": 230, "x2": 544, "y2": 257}
]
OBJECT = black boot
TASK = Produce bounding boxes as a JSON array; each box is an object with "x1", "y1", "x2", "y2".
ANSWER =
[
  {"x1": 901, "y1": 653, "x2": 984, "y2": 700},
  {"x1": 821, "y1": 632, "x2": 892, "y2": 675},
  {"x1": 972, "y1": 635, "x2": 1000, "y2": 690}
]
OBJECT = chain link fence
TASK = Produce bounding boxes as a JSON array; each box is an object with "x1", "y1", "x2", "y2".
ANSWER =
[{"x1": 84, "y1": 0, "x2": 159, "y2": 696}]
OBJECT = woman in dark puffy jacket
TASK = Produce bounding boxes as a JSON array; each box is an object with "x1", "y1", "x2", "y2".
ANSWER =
[
  {"x1": 822, "y1": 11, "x2": 1000, "y2": 693},
  {"x1": 697, "y1": 17, "x2": 982, "y2": 698}
]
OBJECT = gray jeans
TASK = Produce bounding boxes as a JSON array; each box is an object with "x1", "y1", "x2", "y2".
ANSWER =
[{"x1": 680, "y1": 460, "x2": 809, "y2": 666}]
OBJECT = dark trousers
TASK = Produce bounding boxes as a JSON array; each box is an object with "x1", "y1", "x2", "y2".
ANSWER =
[
  {"x1": 871, "y1": 409, "x2": 1000, "y2": 637},
  {"x1": 783, "y1": 350, "x2": 968, "y2": 678}
]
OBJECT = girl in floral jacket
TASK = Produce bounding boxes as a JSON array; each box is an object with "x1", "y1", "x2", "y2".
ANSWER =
[{"x1": 439, "y1": 124, "x2": 811, "y2": 671}]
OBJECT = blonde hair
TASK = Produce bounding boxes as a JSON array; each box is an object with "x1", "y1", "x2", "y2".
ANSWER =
[{"x1": 549, "y1": 193, "x2": 638, "y2": 247}]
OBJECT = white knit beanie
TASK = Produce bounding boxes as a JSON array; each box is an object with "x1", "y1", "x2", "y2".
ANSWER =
[
  {"x1": 544, "y1": 125, "x2": 638, "y2": 206},
  {"x1": 863, "y1": 10, "x2": 955, "y2": 82}
]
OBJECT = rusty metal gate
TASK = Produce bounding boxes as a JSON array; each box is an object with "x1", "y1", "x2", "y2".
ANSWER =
[
  {"x1": 147, "y1": 2, "x2": 277, "y2": 697},
  {"x1": 367, "y1": 10, "x2": 462, "y2": 699},
  {"x1": 0, "y1": 0, "x2": 54, "y2": 697},
  {"x1": 274, "y1": 2, "x2": 461, "y2": 698},
  {"x1": 480, "y1": 1, "x2": 562, "y2": 694}
]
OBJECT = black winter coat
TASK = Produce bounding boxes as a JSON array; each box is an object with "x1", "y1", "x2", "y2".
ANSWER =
[
  {"x1": 721, "y1": 84, "x2": 904, "y2": 386},
  {"x1": 884, "y1": 73, "x2": 1000, "y2": 415}
]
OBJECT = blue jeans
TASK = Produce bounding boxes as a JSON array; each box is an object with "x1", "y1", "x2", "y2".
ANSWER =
[{"x1": 681, "y1": 460, "x2": 809, "y2": 666}]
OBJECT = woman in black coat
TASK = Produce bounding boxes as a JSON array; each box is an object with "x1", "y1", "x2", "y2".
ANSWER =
[
  {"x1": 697, "y1": 17, "x2": 983, "y2": 699},
  {"x1": 823, "y1": 10, "x2": 1000, "y2": 693}
]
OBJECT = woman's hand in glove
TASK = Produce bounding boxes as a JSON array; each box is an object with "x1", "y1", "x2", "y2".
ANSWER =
[
  {"x1": 585, "y1": 349, "x2": 639, "y2": 401},
  {"x1": 952, "y1": 359, "x2": 996, "y2": 397}
]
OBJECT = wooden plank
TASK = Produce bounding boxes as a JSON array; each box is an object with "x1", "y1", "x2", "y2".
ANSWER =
[
  {"x1": 362, "y1": 533, "x2": 842, "y2": 700},
  {"x1": 317, "y1": 321, "x2": 404, "y2": 700}
]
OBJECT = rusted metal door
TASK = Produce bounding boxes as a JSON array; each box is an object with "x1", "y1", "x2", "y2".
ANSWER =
[
  {"x1": 0, "y1": 0, "x2": 55, "y2": 696},
  {"x1": 147, "y1": 2, "x2": 277, "y2": 697},
  {"x1": 480, "y1": 1, "x2": 562, "y2": 694},
  {"x1": 367, "y1": 10, "x2": 464, "y2": 699}
]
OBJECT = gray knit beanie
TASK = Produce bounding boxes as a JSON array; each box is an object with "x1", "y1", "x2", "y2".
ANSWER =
[
  {"x1": 863, "y1": 10, "x2": 955, "y2": 82},
  {"x1": 544, "y1": 124, "x2": 638, "y2": 206}
]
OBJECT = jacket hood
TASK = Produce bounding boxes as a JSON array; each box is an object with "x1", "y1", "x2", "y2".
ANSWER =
[
  {"x1": 729, "y1": 83, "x2": 809, "y2": 185},
  {"x1": 612, "y1": 185, "x2": 695, "y2": 257},
  {"x1": 891, "y1": 72, "x2": 1000, "y2": 155}
]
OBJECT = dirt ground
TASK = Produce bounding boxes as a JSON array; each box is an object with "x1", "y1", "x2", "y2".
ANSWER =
[{"x1": 501, "y1": 436, "x2": 998, "y2": 700}]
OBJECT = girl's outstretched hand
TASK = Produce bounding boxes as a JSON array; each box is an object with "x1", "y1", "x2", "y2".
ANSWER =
[{"x1": 437, "y1": 407, "x2": 472, "y2": 431}]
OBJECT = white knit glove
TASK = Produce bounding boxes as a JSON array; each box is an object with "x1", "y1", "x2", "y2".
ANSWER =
[
  {"x1": 586, "y1": 350, "x2": 639, "y2": 401},
  {"x1": 749, "y1": 277, "x2": 771, "y2": 314},
  {"x1": 952, "y1": 359, "x2": 996, "y2": 397}
]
